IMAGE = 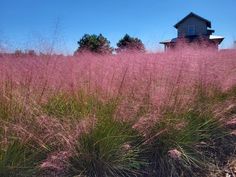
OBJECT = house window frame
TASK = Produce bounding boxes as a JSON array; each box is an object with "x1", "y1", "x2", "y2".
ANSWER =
[{"x1": 187, "y1": 25, "x2": 196, "y2": 36}]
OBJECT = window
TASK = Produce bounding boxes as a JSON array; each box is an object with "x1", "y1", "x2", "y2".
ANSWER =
[{"x1": 187, "y1": 25, "x2": 196, "y2": 36}]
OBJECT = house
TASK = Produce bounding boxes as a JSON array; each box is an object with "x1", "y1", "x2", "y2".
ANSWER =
[{"x1": 160, "y1": 12, "x2": 224, "y2": 51}]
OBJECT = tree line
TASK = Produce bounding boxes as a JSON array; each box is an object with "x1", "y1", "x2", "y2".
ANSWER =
[
  {"x1": 0, "y1": 34, "x2": 145, "y2": 56},
  {"x1": 74, "y1": 34, "x2": 145, "y2": 55}
]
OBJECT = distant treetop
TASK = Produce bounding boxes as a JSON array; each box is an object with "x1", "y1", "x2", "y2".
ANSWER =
[
  {"x1": 75, "y1": 34, "x2": 113, "y2": 55},
  {"x1": 116, "y1": 34, "x2": 145, "y2": 53}
]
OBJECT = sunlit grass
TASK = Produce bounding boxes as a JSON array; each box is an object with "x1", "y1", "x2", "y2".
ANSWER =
[{"x1": 0, "y1": 49, "x2": 235, "y2": 176}]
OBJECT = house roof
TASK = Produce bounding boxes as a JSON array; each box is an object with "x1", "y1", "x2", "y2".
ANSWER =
[
  {"x1": 160, "y1": 38, "x2": 177, "y2": 44},
  {"x1": 209, "y1": 35, "x2": 224, "y2": 40},
  {"x1": 209, "y1": 35, "x2": 224, "y2": 44},
  {"x1": 160, "y1": 35, "x2": 224, "y2": 44},
  {"x1": 174, "y1": 12, "x2": 211, "y2": 28}
]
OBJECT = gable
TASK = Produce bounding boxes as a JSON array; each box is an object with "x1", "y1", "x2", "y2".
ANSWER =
[
  {"x1": 174, "y1": 12, "x2": 211, "y2": 29},
  {"x1": 177, "y1": 16, "x2": 208, "y2": 37},
  {"x1": 178, "y1": 16, "x2": 207, "y2": 29}
]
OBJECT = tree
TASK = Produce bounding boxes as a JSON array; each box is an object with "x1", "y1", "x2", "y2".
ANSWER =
[
  {"x1": 116, "y1": 34, "x2": 145, "y2": 53},
  {"x1": 75, "y1": 34, "x2": 113, "y2": 55},
  {"x1": 14, "y1": 50, "x2": 24, "y2": 57},
  {"x1": 26, "y1": 50, "x2": 37, "y2": 57}
]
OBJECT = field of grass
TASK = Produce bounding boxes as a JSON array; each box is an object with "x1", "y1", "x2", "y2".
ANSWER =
[{"x1": 0, "y1": 48, "x2": 236, "y2": 177}]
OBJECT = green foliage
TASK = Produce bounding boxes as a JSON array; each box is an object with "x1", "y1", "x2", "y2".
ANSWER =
[
  {"x1": 116, "y1": 34, "x2": 145, "y2": 53},
  {"x1": 68, "y1": 100, "x2": 145, "y2": 177},
  {"x1": 42, "y1": 92, "x2": 105, "y2": 119},
  {"x1": 0, "y1": 90, "x2": 234, "y2": 177},
  {"x1": 210, "y1": 86, "x2": 236, "y2": 103},
  {"x1": 75, "y1": 34, "x2": 113, "y2": 55},
  {"x1": 0, "y1": 83, "x2": 235, "y2": 176},
  {"x1": 141, "y1": 100, "x2": 227, "y2": 177},
  {"x1": 0, "y1": 141, "x2": 40, "y2": 177},
  {"x1": 0, "y1": 93, "x2": 23, "y2": 121}
]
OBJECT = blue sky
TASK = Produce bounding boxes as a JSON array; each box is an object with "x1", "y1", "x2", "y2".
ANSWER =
[{"x1": 0, "y1": 0, "x2": 236, "y2": 54}]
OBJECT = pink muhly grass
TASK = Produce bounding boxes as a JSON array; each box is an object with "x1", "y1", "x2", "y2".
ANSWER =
[
  {"x1": 39, "y1": 150, "x2": 71, "y2": 175},
  {"x1": 1, "y1": 48, "x2": 235, "y2": 100},
  {"x1": 0, "y1": 45, "x2": 236, "y2": 176},
  {"x1": 132, "y1": 111, "x2": 161, "y2": 137},
  {"x1": 9, "y1": 115, "x2": 97, "y2": 151},
  {"x1": 1, "y1": 46, "x2": 236, "y2": 135},
  {"x1": 168, "y1": 149, "x2": 182, "y2": 160}
]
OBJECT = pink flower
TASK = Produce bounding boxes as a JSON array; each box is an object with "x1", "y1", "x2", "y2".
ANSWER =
[
  {"x1": 40, "y1": 151, "x2": 71, "y2": 172},
  {"x1": 168, "y1": 149, "x2": 182, "y2": 160},
  {"x1": 122, "y1": 143, "x2": 132, "y2": 151}
]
